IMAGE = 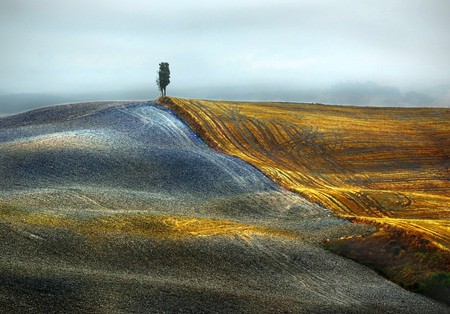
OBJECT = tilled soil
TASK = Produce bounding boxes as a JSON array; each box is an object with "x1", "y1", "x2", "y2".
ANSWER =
[{"x1": 0, "y1": 102, "x2": 448, "y2": 313}]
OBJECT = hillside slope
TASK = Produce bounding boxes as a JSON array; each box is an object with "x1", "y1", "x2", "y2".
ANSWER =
[
  {"x1": 161, "y1": 97, "x2": 449, "y2": 249},
  {"x1": 161, "y1": 97, "x2": 450, "y2": 303},
  {"x1": 0, "y1": 101, "x2": 448, "y2": 312}
]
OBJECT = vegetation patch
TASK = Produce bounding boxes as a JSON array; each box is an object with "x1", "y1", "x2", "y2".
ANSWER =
[{"x1": 324, "y1": 220, "x2": 450, "y2": 305}]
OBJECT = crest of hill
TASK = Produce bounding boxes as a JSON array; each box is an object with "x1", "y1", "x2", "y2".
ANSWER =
[{"x1": 0, "y1": 101, "x2": 134, "y2": 128}]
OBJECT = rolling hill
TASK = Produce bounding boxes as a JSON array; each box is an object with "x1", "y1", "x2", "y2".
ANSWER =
[
  {"x1": 160, "y1": 97, "x2": 450, "y2": 302},
  {"x1": 0, "y1": 100, "x2": 448, "y2": 313}
]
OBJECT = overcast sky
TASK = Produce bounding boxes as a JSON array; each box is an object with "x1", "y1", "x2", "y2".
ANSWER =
[{"x1": 0, "y1": 0, "x2": 449, "y2": 104}]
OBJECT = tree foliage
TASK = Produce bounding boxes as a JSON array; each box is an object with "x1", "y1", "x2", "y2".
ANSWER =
[{"x1": 156, "y1": 62, "x2": 170, "y2": 97}]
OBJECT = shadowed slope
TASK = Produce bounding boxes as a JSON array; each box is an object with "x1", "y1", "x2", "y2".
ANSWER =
[
  {"x1": 0, "y1": 102, "x2": 276, "y2": 197},
  {"x1": 0, "y1": 101, "x2": 448, "y2": 312}
]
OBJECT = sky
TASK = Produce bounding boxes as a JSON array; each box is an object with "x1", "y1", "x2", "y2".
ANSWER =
[{"x1": 0, "y1": 0, "x2": 449, "y2": 109}]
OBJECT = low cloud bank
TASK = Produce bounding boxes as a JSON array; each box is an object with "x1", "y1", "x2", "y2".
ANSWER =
[{"x1": 1, "y1": 82, "x2": 448, "y2": 115}]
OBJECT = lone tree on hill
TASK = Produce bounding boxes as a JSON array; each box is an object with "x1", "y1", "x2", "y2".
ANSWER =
[{"x1": 156, "y1": 62, "x2": 170, "y2": 97}]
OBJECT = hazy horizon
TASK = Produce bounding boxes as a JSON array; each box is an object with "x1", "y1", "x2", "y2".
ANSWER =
[{"x1": 1, "y1": 0, "x2": 449, "y2": 113}]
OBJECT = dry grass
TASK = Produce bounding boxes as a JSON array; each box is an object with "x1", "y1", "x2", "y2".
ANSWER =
[{"x1": 160, "y1": 97, "x2": 449, "y2": 250}]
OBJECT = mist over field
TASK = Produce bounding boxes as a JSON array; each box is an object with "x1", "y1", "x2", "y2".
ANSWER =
[
  {"x1": 1, "y1": 0, "x2": 449, "y2": 114},
  {"x1": 1, "y1": 81, "x2": 449, "y2": 116}
]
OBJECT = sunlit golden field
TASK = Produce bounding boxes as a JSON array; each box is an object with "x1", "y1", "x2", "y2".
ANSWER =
[{"x1": 161, "y1": 97, "x2": 450, "y2": 250}]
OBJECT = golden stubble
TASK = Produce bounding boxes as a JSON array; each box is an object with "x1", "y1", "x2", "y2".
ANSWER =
[
  {"x1": 0, "y1": 205, "x2": 296, "y2": 241},
  {"x1": 161, "y1": 97, "x2": 450, "y2": 250}
]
